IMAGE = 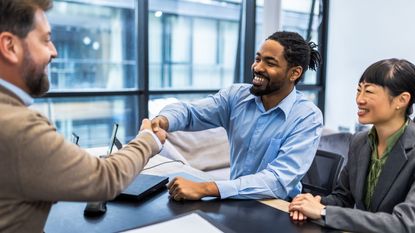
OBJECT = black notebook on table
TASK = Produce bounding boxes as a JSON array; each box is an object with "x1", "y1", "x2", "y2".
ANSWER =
[{"x1": 116, "y1": 174, "x2": 169, "y2": 201}]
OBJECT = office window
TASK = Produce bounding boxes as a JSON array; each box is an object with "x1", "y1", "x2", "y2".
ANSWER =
[
  {"x1": 281, "y1": 0, "x2": 321, "y2": 85},
  {"x1": 48, "y1": 1, "x2": 137, "y2": 90},
  {"x1": 148, "y1": 0, "x2": 241, "y2": 114},
  {"x1": 31, "y1": 0, "x2": 327, "y2": 148},
  {"x1": 32, "y1": 0, "x2": 139, "y2": 148},
  {"x1": 149, "y1": 0, "x2": 240, "y2": 91},
  {"x1": 255, "y1": 0, "x2": 324, "y2": 108},
  {"x1": 32, "y1": 96, "x2": 138, "y2": 147}
]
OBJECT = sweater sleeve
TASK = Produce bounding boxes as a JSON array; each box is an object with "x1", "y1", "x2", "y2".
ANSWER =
[{"x1": 13, "y1": 111, "x2": 159, "y2": 202}]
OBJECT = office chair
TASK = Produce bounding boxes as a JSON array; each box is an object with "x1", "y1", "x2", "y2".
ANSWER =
[
  {"x1": 317, "y1": 132, "x2": 352, "y2": 169},
  {"x1": 301, "y1": 150, "x2": 344, "y2": 196}
]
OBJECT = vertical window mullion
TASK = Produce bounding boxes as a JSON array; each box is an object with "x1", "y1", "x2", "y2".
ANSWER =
[{"x1": 137, "y1": 0, "x2": 149, "y2": 119}]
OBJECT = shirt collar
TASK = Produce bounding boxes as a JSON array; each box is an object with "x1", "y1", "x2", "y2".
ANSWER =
[
  {"x1": 368, "y1": 118, "x2": 409, "y2": 154},
  {"x1": 0, "y1": 78, "x2": 34, "y2": 106},
  {"x1": 272, "y1": 87, "x2": 297, "y2": 118},
  {"x1": 242, "y1": 86, "x2": 297, "y2": 119}
]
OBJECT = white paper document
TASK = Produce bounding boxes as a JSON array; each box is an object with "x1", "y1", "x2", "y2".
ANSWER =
[{"x1": 122, "y1": 213, "x2": 224, "y2": 233}]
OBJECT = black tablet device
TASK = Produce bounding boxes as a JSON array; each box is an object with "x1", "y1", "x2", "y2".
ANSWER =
[{"x1": 116, "y1": 174, "x2": 169, "y2": 201}]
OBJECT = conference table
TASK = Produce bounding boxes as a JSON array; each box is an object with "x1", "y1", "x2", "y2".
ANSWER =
[{"x1": 45, "y1": 151, "x2": 342, "y2": 233}]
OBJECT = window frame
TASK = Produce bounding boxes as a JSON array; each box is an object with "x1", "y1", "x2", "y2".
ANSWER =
[{"x1": 40, "y1": 0, "x2": 329, "y2": 142}]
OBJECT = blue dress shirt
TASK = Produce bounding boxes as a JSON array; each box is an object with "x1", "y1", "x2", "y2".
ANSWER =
[
  {"x1": 0, "y1": 78, "x2": 33, "y2": 106},
  {"x1": 160, "y1": 84, "x2": 323, "y2": 199}
]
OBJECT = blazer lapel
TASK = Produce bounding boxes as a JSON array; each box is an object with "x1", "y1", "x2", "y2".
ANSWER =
[
  {"x1": 369, "y1": 125, "x2": 414, "y2": 211},
  {"x1": 355, "y1": 140, "x2": 371, "y2": 208}
]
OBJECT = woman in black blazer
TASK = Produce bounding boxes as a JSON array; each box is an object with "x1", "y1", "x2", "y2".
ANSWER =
[{"x1": 289, "y1": 58, "x2": 415, "y2": 233}]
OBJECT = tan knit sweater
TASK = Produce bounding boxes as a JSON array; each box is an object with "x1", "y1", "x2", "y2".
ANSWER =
[{"x1": 0, "y1": 87, "x2": 159, "y2": 233}]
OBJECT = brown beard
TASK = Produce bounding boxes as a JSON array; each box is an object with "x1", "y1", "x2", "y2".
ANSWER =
[{"x1": 21, "y1": 41, "x2": 50, "y2": 97}]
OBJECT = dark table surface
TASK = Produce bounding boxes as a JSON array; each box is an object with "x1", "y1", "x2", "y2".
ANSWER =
[{"x1": 45, "y1": 186, "x2": 341, "y2": 233}]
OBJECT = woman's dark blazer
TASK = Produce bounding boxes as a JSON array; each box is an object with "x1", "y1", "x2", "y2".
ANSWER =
[{"x1": 321, "y1": 121, "x2": 415, "y2": 233}]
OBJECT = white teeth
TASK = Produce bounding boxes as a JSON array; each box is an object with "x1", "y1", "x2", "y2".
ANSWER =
[{"x1": 254, "y1": 76, "x2": 264, "y2": 82}]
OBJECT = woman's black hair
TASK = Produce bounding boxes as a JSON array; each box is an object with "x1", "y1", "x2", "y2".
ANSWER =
[
  {"x1": 266, "y1": 31, "x2": 322, "y2": 84},
  {"x1": 359, "y1": 58, "x2": 415, "y2": 115}
]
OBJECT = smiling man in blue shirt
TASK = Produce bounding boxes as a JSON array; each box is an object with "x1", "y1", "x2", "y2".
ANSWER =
[{"x1": 152, "y1": 31, "x2": 323, "y2": 201}]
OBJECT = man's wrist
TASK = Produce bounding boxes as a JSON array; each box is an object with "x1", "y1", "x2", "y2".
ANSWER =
[
  {"x1": 320, "y1": 206, "x2": 326, "y2": 220},
  {"x1": 155, "y1": 115, "x2": 169, "y2": 131},
  {"x1": 139, "y1": 129, "x2": 163, "y2": 152},
  {"x1": 203, "y1": 182, "x2": 220, "y2": 197}
]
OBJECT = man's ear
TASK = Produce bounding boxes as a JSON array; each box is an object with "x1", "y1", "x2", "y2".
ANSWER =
[
  {"x1": 288, "y1": 66, "x2": 303, "y2": 83},
  {"x1": 0, "y1": 32, "x2": 21, "y2": 64}
]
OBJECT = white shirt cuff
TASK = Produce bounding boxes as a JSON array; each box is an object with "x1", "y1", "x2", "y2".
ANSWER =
[{"x1": 139, "y1": 129, "x2": 163, "y2": 151}]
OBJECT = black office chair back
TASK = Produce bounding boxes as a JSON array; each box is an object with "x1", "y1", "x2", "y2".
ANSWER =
[
  {"x1": 317, "y1": 132, "x2": 352, "y2": 168},
  {"x1": 301, "y1": 150, "x2": 344, "y2": 196}
]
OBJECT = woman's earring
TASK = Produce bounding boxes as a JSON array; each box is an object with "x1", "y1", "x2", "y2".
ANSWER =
[{"x1": 396, "y1": 106, "x2": 401, "y2": 110}]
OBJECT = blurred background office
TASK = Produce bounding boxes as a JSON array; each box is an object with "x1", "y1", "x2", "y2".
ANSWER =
[{"x1": 29, "y1": 0, "x2": 415, "y2": 148}]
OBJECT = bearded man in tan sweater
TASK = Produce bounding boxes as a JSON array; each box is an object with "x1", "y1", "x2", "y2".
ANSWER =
[{"x1": 0, "y1": 0, "x2": 166, "y2": 232}]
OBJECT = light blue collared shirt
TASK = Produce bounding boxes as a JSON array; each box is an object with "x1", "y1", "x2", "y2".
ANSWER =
[
  {"x1": 0, "y1": 78, "x2": 33, "y2": 106},
  {"x1": 160, "y1": 84, "x2": 323, "y2": 199}
]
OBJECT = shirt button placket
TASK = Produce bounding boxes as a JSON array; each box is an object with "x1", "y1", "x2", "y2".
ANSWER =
[{"x1": 245, "y1": 116, "x2": 264, "y2": 171}]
